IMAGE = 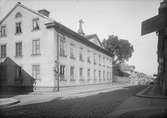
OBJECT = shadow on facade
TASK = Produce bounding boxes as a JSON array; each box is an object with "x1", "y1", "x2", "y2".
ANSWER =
[{"x1": 0, "y1": 57, "x2": 35, "y2": 97}]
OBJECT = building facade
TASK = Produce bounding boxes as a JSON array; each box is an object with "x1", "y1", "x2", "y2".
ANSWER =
[{"x1": 0, "y1": 3, "x2": 113, "y2": 91}]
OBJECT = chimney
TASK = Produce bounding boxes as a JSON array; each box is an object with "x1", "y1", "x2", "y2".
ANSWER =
[{"x1": 38, "y1": 9, "x2": 50, "y2": 17}]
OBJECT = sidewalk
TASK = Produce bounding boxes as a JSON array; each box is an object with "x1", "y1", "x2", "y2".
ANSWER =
[
  {"x1": 107, "y1": 84, "x2": 167, "y2": 118},
  {"x1": 0, "y1": 83, "x2": 130, "y2": 107}
]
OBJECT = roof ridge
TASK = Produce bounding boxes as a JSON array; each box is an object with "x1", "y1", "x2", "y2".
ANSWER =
[{"x1": 0, "y1": 2, "x2": 54, "y2": 25}]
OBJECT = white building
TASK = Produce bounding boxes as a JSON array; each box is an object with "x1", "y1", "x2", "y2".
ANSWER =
[{"x1": 0, "y1": 2, "x2": 113, "y2": 91}]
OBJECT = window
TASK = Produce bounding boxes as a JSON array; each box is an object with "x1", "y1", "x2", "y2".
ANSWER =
[
  {"x1": 103, "y1": 57, "x2": 105, "y2": 67},
  {"x1": 110, "y1": 72, "x2": 112, "y2": 80},
  {"x1": 103, "y1": 71, "x2": 105, "y2": 81},
  {"x1": 107, "y1": 72, "x2": 109, "y2": 80},
  {"x1": 87, "y1": 69, "x2": 90, "y2": 81},
  {"x1": 15, "y1": 12, "x2": 22, "y2": 18},
  {"x1": 32, "y1": 65, "x2": 40, "y2": 80},
  {"x1": 70, "y1": 66, "x2": 75, "y2": 81},
  {"x1": 94, "y1": 53, "x2": 96, "y2": 65},
  {"x1": 16, "y1": 42, "x2": 22, "y2": 57},
  {"x1": 87, "y1": 50, "x2": 91, "y2": 64},
  {"x1": 59, "y1": 34, "x2": 66, "y2": 57},
  {"x1": 99, "y1": 55, "x2": 101, "y2": 66},
  {"x1": 79, "y1": 48, "x2": 84, "y2": 62},
  {"x1": 60, "y1": 65, "x2": 66, "y2": 81},
  {"x1": 0, "y1": 45, "x2": 6, "y2": 58},
  {"x1": 79, "y1": 68, "x2": 84, "y2": 81},
  {"x1": 32, "y1": 39, "x2": 40, "y2": 55},
  {"x1": 70, "y1": 47, "x2": 75, "y2": 59},
  {"x1": 32, "y1": 18, "x2": 40, "y2": 30},
  {"x1": 0, "y1": 26, "x2": 6, "y2": 37},
  {"x1": 15, "y1": 66, "x2": 22, "y2": 81},
  {"x1": 16, "y1": 22, "x2": 22, "y2": 34},
  {"x1": 99, "y1": 70, "x2": 101, "y2": 81},
  {"x1": 94, "y1": 69, "x2": 96, "y2": 81}
]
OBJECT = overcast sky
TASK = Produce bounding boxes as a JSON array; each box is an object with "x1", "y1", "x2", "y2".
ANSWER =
[{"x1": 0, "y1": 0, "x2": 162, "y2": 75}]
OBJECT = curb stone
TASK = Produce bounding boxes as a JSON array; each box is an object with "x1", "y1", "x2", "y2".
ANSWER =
[
  {"x1": 136, "y1": 85, "x2": 167, "y2": 99},
  {"x1": 0, "y1": 98, "x2": 20, "y2": 107}
]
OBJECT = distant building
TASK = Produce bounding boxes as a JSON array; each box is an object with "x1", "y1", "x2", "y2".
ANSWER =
[{"x1": 0, "y1": 3, "x2": 113, "y2": 91}]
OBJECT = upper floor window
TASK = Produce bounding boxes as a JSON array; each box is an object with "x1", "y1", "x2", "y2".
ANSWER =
[
  {"x1": 87, "y1": 50, "x2": 91, "y2": 64},
  {"x1": 32, "y1": 65, "x2": 40, "y2": 80},
  {"x1": 15, "y1": 12, "x2": 22, "y2": 18},
  {"x1": 94, "y1": 53, "x2": 96, "y2": 65},
  {"x1": 32, "y1": 39, "x2": 40, "y2": 55},
  {"x1": 70, "y1": 46, "x2": 75, "y2": 59},
  {"x1": 59, "y1": 34, "x2": 66, "y2": 57},
  {"x1": 32, "y1": 18, "x2": 40, "y2": 31},
  {"x1": 16, "y1": 22, "x2": 22, "y2": 34},
  {"x1": 0, "y1": 26, "x2": 6, "y2": 37},
  {"x1": 99, "y1": 55, "x2": 101, "y2": 66},
  {"x1": 103, "y1": 57, "x2": 105, "y2": 67},
  {"x1": 0, "y1": 44, "x2": 6, "y2": 58},
  {"x1": 79, "y1": 48, "x2": 84, "y2": 62},
  {"x1": 15, "y1": 42, "x2": 22, "y2": 57}
]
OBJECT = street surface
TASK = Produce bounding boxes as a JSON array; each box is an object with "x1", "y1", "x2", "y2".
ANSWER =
[{"x1": 0, "y1": 84, "x2": 145, "y2": 118}]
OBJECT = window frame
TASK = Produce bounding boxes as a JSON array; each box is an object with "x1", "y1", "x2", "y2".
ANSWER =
[
  {"x1": 15, "y1": 42, "x2": 22, "y2": 57},
  {"x1": 32, "y1": 64, "x2": 40, "y2": 80},
  {"x1": 32, "y1": 18, "x2": 40, "y2": 31},
  {"x1": 0, "y1": 25, "x2": 7, "y2": 37},
  {"x1": 32, "y1": 39, "x2": 40, "y2": 56},
  {"x1": 0, "y1": 44, "x2": 7, "y2": 58},
  {"x1": 15, "y1": 22, "x2": 22, "y2": 34}
]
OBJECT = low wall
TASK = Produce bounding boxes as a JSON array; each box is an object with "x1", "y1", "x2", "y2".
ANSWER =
[{"x1": 113, "y1": 76, "x2": 130, "y2": 84}]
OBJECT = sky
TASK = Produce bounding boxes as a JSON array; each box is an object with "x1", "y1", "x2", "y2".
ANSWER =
[{"x1": 0, "y1": 0, "x2": 162, "y2": 76}]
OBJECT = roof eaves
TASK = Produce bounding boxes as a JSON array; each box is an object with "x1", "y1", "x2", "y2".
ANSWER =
[{"x1": 46, "y1": 22, "x2": 113, "y2": 57}]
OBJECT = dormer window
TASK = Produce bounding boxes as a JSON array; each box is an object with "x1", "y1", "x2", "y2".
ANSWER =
[
  {"x1": 16, "y1": 22, "x2": 22, "y2": 34},
  {"x1": 0, "y1": 26, "x2": 6, "y2": 37},
  {"x1": 32, "y1": 18, "x2": 39, "y2": 31},
  {"x1": 15, "y1": 12, "x2": 22, "y2": 18}
]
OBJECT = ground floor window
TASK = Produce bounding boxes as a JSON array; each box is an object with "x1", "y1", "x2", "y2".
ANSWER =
[
  {"x1": 107, "y1": 72, "x2": 109, "y2": 80},
  {"x1": 60, "y1": 65, "x2": 66, "y2": 81},
  {"x1": 94, "y1": 69, "x2": 96, "y2": 81},
  {"x1": 103, "y1": 71, "x2": 105, "y2": 81},
  {"x1": 87, "y1": 69, "x2": 91, "y2": 81},
  {"x1": 70, "y1": 66, "x2": 75, "y2": 81},
  {"x1": 15, "y1": 66, "x2": 22, "y2": 81},
  {"x1": 110, "y1": 72, "x2": 112, "y2": 80},
  {"x1": 99, "y1": 70, "x2": 101, "y2": 81},
  {"x1": 79, "y1": 68, "x2": 84, "y2": 81},
  {"x1": 32, "y1": 65, "x2": 40, "y2": 80}
]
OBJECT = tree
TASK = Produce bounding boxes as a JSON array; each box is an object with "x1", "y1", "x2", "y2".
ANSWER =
[{"x1": 102, "y1": 35, "x2": 134, "y2": 64}]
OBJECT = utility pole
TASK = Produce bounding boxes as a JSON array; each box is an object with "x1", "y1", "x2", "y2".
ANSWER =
[
  {"x1": 141, "y1": 0, "x2": 167, "y2": 95},
  {"x1": 56, "y1": 32, "x2": 60, "y2": 92}
]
